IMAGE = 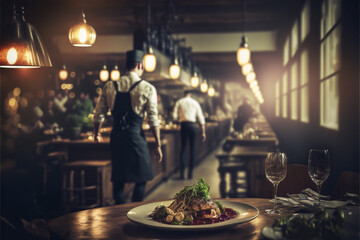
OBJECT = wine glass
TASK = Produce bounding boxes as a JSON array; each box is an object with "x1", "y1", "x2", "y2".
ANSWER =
[
  {"x1": 265, "y1": 152, "x2": 287, "y2": 215},
  {"x1": 308, "y1": 149, "x2": 330, "y2": 207}
]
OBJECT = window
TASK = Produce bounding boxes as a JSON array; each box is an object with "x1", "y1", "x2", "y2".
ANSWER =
[
  {"x1": 283, "y1": 37, "x2": 290, "y2": 66},
  {"x1": 291, "y1": 20, "x2": 299, "y2": 57},
  {"x1": 319, "y1": 0, "x2": 341, "y2": 130},
  {"x1": 282, "y1": 72, "x2": 288, "y2": 118},
  {"x1": 291, "y1": 62, "x2": 298, "y2": 120},
  {"x1": 301, "y1": 0, "x2": 310, "y2": 42},
  {"x1": 300, "y1": 50, "x2": 309, "y2": 123},
  {"x1": 275, "y1": 81, "x2": 280, "y2": 117}
]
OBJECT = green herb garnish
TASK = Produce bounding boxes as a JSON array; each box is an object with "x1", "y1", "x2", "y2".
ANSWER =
[
  {"x1": 153, "y1": 205, "x2": 167, "y2": 220},
  {"x1": 272, "y1": 208, "x2": 344, "y2": 240},
  {"x1": 215, "y1": 201, "x2": 224, "y2": 213},
  {"x1": 174, "y1": 178, "x2": 211, "y2": 204}
]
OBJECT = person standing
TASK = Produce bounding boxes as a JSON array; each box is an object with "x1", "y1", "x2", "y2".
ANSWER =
[
  {"x1": 172, "y1": 90, "x2": 206, "y2": 180},
  {"x1": 233, "y1": 97, "x2": 254, "y2": 132},
  {"x1": 93, "y1": 50, "x2": 162, "y2": 204}
]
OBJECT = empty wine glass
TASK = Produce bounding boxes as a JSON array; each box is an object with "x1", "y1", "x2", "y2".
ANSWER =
[
  {"x1": 265, "y1": 152, "x2": 287, "y2": 215},
  {"x1": 308, "y1": 149, "x2": 330, "y2": 207}
]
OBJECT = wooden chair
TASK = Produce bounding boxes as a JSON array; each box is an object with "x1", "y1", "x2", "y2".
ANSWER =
[
  {"x1": 263, "y1": 164, "x2": 317, "y2": 198},
  {"x1": 332, "y1": 171, "x2": 360, "y2": 199}
]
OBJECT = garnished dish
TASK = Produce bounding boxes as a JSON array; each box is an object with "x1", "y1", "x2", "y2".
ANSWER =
[{"x1": 149, "y1": 178, "x2": 237, "y2": 225}]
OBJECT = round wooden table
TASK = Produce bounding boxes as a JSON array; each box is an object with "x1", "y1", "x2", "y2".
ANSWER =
[{"x1": 49, "y1": 198, "x2": 290, "y2": 240}]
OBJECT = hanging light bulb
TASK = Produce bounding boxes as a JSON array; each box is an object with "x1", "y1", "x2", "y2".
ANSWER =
[
  {"x1": 111, "y1": 65, "x2": 120, "y2": 81},
  {"x1": 200, "y1": 80, "x2": 208, "y2": 93},
  {"x1": 0, "y1": 5, "x2": 52, "y2": 68},
  {"x1": 237, "y1": 36, "x2": 251, "y2": 66},
  {"x1": 191, "y1": 72, "x2": 200, "y2": 88},
  {"x1": 250, "y1": 80, "x2": 258, "y2": 89},
  {"x1": 208, "y1": 86, "x2": 215, "y2": 97},
  {"x1": 242, "y1": 62, "x2": 253, "y2": 76},
  {"x1": 100, "y1": 65, "x2": 109, "y2": 82},
  {"x1": 59, "y1": 65, "x2": 68, "y2": 80},
  {"x1": 69, "y1": 11, "x2": 96, "y2": 47},
  {"x1": 169, "y1": 58, "x2": 181, "y2": 79},
  {"x1": 246, "y1": 72, "x2": 256, "y2": 83},
  {"x1": 143, "y1": 46, "x2": 156, "y2": 72}
]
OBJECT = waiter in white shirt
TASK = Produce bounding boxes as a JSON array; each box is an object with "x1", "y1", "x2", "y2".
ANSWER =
[{"x1": 172, "y1": 90, "x2": 206, "y2": 180}]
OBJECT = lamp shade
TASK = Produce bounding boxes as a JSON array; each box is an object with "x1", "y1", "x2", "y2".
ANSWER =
[
  {"x1": 100, "y1": 65, "x2": 109, "y2": 82},
  {"x1": 69, "y1": 11, "x2": 96, "y2": 47},
  {"x1": 0, "y1": 6, "x2": 52, "y2": 68},
  {"x1": 59, "y1": 65, "x2": 68, "y2": 80},
  {"x1": 191, "y1": 74, "x2": 199, "y2": 88},
  {"x1": 200, "y1": 80, "x2": 208, "y2": 93},
  {"x1": 246, "y1": 72, "x2": 256, "y2": 83},
  {"x1": 242, "y1": 62, "x2": 253, "y2": 76},
  {"x1": 236, "y1": 36, "x2": 250, "y2": 66},
  {"x1": 207, "y1": 86, "x2": 215, "y2": 97},
  {"x1": 143, "y1": 46, "x2": 156, "y2": 72},
  {"x1": 111, "y1": 65, "x2": 120, "y2": 81}
]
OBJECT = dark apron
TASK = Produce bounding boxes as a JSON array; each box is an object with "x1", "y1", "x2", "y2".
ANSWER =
[{"x1": 110, "y1": 80, "x2": 153, "y2": 183}]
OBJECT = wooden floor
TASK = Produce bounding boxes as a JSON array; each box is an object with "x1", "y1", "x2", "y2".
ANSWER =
[{"x1": 144, "y1": 142, "x2": 246, "y2": 201}]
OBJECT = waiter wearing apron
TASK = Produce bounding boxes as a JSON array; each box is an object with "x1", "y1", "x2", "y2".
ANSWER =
[{"x1": 94, "y1": 50, "x2": 162, "y2": 204}]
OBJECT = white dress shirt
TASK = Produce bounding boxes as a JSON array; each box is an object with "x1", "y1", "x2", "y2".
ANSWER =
[
  {"x1": 172, "y1": 96, "x2": 206, "y2": 125},
  {"x1": 94, "y1": 71, "x2": 159, "y2": 127}
]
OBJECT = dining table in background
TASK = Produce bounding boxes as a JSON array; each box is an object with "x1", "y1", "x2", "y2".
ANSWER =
[{"x1": 49, "y1": 198, "x2": 289, "y2": 240}]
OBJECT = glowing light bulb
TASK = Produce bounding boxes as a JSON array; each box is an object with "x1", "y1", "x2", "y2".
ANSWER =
[
  {"x1": 242, "y1": 62, "x2": 253, "y2": 76},
  {"x1": 79, "y1": 28, "x2": 87, "y2": 43},
  {"x1": 111, "y1": 66, "x2": 120, "y2": 81},
  {"x1": 246, "y1": 72, "x2": 256, "y2": 83},
  {"x1": 200, "y1": 81, "x2": 208, "y2": 93},
  {"x1": 100, "y1": 65, "x2": 109, "y2": 82},
  {"x1": 169, "y1": 64, "x2": 180, "y2": 79},
  {"x1": 144, "y1": 53, "x2": 156, "y2": 72},
  {"x1": 191, "y1": 76, "x2": 199, "y2": 88},
  {"x1": 7, "y1": 48, "x2": 17, "y2": 65},
  {"x1": 237, "y1": 47, "x2": 250, "y2": 66},
  {"x1": 208, "y1": 86, "x2": 215, "y2": 97}
]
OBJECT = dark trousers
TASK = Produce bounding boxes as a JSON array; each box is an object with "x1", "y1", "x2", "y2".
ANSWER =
[
  {"x1": 180, "y1": 122, "x2": 197, "y2": 179},
  {"x1": 113, "y1": 181, "x2": 146, "y2": 204}
]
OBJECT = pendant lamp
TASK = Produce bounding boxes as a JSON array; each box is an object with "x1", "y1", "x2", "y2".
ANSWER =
[
  {"x1": 200, "y1": 80, "x2": 208, "y2": 93},
  {"x1": 191, "y1": 72, "x2": 200, "y2": 88},
  {"x1": 242, "y1": 62, "x2": 253, "y2": 76},
  {"x1": 144, "y1": 46, "x2": 156, "y2": 72},
  {"x1": 69, "y1": 11, "x2": 96, "y2": 47},
  {"x1": 111, "y1": 65, "x2": 120, "y2": 81},
  {"x1": 100, "y1": 65, "x2": 109, "y2": 82},
  {"x1": 207, "y1": 86, "x2": 215, "y2": 97},
  {"x1": 0, "y1": 5, "x2": 52, "y2": 68},
  {"x1": 169, "y1": 58, "x2": 181, "y2": 79},
  {"x1": 236, "y1": 0, "x2": 251, "y2": 67},
  {"x1": 59, "y1": 65, "x2": 68, "y2": 80},
  {"x1": 246, "y1": 72, "x2": 256, "y2": 83}
]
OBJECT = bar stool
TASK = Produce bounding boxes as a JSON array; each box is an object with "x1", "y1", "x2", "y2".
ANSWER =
[{"x1": 62, "y1": 161, "x2": 113, "y2": 212}]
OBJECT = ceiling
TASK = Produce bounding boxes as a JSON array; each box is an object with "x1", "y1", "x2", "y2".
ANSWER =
[{"x1": 1, "y1": 0, "x2": 304, "y2": 83}]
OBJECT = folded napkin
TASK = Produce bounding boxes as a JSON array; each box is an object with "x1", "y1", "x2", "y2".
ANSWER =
[{"x1": 271, "y1": 188, "x2": 358, "y2": 212}]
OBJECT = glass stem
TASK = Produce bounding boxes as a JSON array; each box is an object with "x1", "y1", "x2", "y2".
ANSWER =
[
  {"x1": 273, "y1": 182, "x2": 279, "y2": 211},
  {"x1": 317, "y1": 183, "x2": 322, "y2": 206}
]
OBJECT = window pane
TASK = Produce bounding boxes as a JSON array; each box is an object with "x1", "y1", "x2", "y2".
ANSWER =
[
  {"x1": 275, "y1": 80, "x2": 280, "y2": 98},
  {"x1": 282, "y1": 72, "x2": 288, "y2": 94},
  {"x1": 301, "y1": 0, "x2": 310, "y2": 42},
  {"x1": 283, "y1": 37, "x2": 290, "y2": 66},
  {"x1": 301, "y1": 50, "x2": 309, "y2": 85},
  {"x1": 320, "y1": 26, "x2": 341, "y2": 78},
  {"x1": 291, "y1": 21, "x2": 299, "y2": 57},
  {"x1": 276, "y1": 98, "x2": 280, "y2": 117},
  {"x1": 291, "y1": 62, "x2": 298, "y2": 90},
  {"x1": 301, "y1": 86, "x2": 309, "y2": 123},
  {"x1": 320, "y1": 75, "x2": 339, "y2": 130},
  {"x1": 291, "y1": 90, "x2": 298, "y2": 120},
  {"x1": 282, "y1": 95, "x2": 288, "y2": 118}
]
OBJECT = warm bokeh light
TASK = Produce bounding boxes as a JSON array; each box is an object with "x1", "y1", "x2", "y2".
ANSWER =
[
  {"x1": 9, "y1": 98, "x2": 17, "y2": 108},
  {"x1": 13, "y1": 88, "x2": 21, "y2": 97},
  {"x1": 59, "y1": 65, "x2": 68, "y2": 80},
  {"x1": 144, "y1": 53, "x2": 156, "y2": 72},
  {"x1": 191, "y1": 75, "x2": 199, "y2": 88},
  {"x1": 100, "y1": 65, "x2": 109, "y2": 82},
  {"x1": 200, "y1": 81, "x2": 208, "y2": 93},
  {"x1": 70, "y1": 71, "x2": 76, "y2": 78},
  {"x1": 94, "y1": 79, "x2": 100, "y2": 86},
  {"x1": 250, "y1": 80, "x2": 258, "y2": 89},
  {"x1": 61, "y1": 83, "x2": 67, "y2": 90},
  {"x1": 69, "y1": 92, "x2": 76, "y2": 99},
  {"x1": 208, "y1": 86, "x2": 215, "y2": 97},
  {"x1": 246, "y1": 72, "x2": 256, "y2": 83},
  {"x1": 111, "y1": 66, "x2": 120, "y2": 81},
  {"x1": 7, "y1": 47, "x2": 17, "y2": 64},
  {"x1": 169, "y1": 64, "x2": 181, "y2": 79},
  {"x1": 242, "y1": 62, "x2": 253, "y2": 75},
  {"x1": 237, "y1": 47, "x2": 251, "y2": 66}
]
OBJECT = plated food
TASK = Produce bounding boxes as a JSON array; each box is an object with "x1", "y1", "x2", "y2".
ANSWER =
[{"x1": 149, "y1": 178, "x2": 237, "y2": 225}]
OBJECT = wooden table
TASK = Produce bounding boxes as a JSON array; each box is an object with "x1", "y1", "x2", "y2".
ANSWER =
[{"x1": 49, "y1": 198, "x2": 288, "y2": 240}]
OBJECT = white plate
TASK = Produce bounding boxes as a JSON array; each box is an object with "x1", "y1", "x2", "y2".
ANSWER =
[
  {"x1": 261, "y1": 207, "x2": 360, "y2": 239},
  {"x1": 126, "y1": 200, "x2": 259, "y2": 231}
]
